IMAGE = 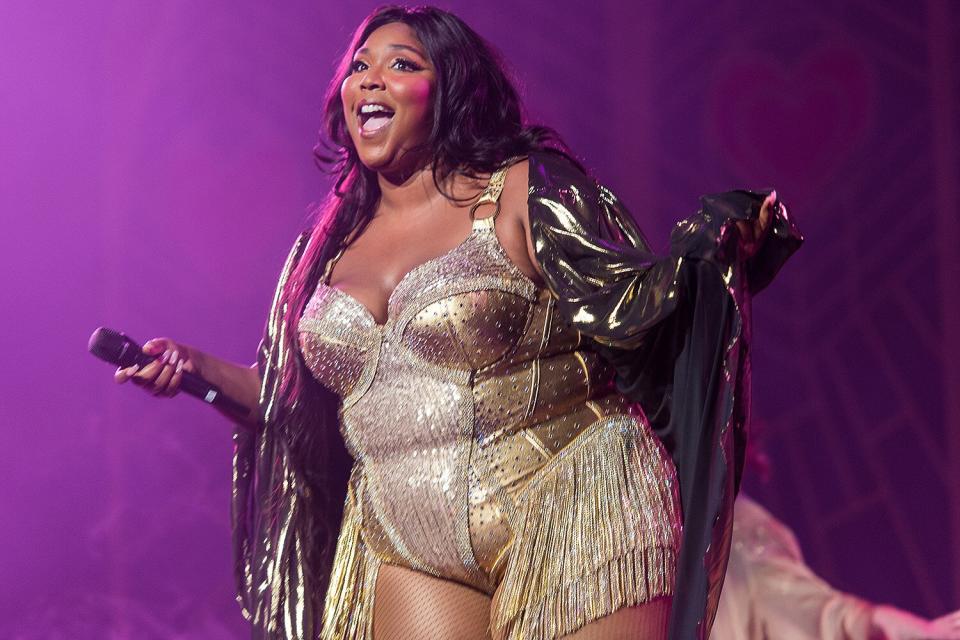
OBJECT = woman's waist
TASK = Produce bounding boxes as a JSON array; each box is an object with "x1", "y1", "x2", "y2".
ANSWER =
[
  {"x1": 349, "y1": 393, "x2": 644, "y2": 475},
  {"x1": 337, "y1": 345, "x2": 623, "y2": 458},
  {"x1": 471, "y1": 347, "x2": 622, "y2": 438},
  {"x1": 343, "y1": 383, "x2": 641, "y2": 463},
  {"x1": 472, "y1": 393, "x2": 647, "y2": 497}
]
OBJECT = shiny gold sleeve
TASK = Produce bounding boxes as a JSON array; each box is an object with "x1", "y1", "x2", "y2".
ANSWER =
[
  {"x1": 525, "y1": 150, "x2": 803, "y2": 640},
  {"x1": 527, "y1": 154, "x2": 677, "y2": 351},
  {"x1": 231, "y1": 234, "x2": 306, "y2": 624},
  {"x1": 233, "y1": 231, "x2": 324, "y2": 638},
  {"x1": 527, "y1": 151, "x2": 802, "y2": 350}
]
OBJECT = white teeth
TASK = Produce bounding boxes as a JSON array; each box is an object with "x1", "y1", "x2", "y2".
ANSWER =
[
  {"x1": 357, "y1": 103, "x2": 394, "y2": 134},
  {"x1": 360, "y1": 103, "x2": 392, "y2": 114}
]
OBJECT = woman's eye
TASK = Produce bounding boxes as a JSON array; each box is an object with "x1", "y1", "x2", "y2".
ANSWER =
[
  {"x1": 349, "y1": 60, "x2": 368, "y2": 74},
  {"x1": 392, "y1": 58, "x2": 422, "y2": 72}
]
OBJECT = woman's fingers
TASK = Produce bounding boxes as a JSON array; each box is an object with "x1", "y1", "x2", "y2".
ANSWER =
[
  {"x1": 165, "y1": 357, "x2": 186, "y2": 397},
  {"x1": 758, "y1": 190, "x2": 776, "y2": 236},
  {"x1": 179, "y1": 356, "x2": 196, "y2": 374},
  {"x1": 114, "y1": 363, "x2": 140, "y2": 384},
  {"x1": 142, "y1": 338, "x2": 167, "y2": 357},
  {"x1": 735, "y1": 190, "x2": 778, "y2": 259},
  {"x1": 134, "y1": 350, "x2": 168, "y2": 385},
  {"x1": 152, "y1": 350, "x2": 178, "y2": 395},
  {"x1": 163, "y1": 351, "x2": 199, "y2": 397},
  {"x1": 113, "y1": 337, "x2": 195, "y2": 399}
]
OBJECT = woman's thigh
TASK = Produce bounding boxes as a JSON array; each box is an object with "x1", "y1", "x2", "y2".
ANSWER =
[
  {"x1": 558, "y1": 597, "x2": 672, "y2": 640},
  {"x1": 372, "y1": 563, "x2": 494, "y2": 640}
]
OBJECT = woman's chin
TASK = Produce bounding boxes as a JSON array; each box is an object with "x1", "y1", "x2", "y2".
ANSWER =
[
  {"x1": 353, "y1": 143, "x2": 393, "y2": 170},
  {"x1": 357, "y1": 148, "x2": 427, "y2": 181},
  {"x1": 357, "y1": 155, "x2": 396, "y2": 176}
]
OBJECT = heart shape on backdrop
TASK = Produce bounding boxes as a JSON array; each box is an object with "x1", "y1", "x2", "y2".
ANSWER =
[{"x1": 705, "y1": 40, "x2": 875, "y2": 202}]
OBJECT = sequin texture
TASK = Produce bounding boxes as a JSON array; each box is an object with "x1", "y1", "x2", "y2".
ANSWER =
[
  {"x1": 297, "y1": 169, "x2": 682, "y2": 640},
  {"x1": 234, "y1": 152, "x2": 803, "y2": 640}
]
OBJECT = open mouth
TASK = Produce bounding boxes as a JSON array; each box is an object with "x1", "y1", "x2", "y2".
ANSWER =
[{"x1": 358, "y1": 103, "x2": 395, "y2": 134}]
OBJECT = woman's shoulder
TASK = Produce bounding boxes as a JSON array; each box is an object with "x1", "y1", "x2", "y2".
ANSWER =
[
  {"x1": 518, "y1": 149, "x2": 593, "y2": 195},
  {"x1": 512, "y1": 150, "x2": 621, "y2": 236}
]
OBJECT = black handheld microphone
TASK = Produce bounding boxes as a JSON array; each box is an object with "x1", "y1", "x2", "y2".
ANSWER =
[{"x1": 88, "y1": 326, "x2": 249, "y2": 418}]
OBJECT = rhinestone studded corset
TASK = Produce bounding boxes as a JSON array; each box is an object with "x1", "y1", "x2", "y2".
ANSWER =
[{"x1": 297, "y1": 174, "x2": 680, "y2": 598}]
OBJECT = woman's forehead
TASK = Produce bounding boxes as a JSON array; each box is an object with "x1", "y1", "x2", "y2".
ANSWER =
[{"x1": 356, "y1": 22, "x2": 425, "y2": 56}]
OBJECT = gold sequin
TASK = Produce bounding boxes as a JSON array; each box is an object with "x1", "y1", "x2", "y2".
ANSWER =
[{"x1": 297, "y1": 168, "x2": 681, "y2": 640}]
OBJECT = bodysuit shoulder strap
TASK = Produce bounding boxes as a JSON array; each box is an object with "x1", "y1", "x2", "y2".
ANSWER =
[{"x1": 469, "y1": 163, "x2": 510, "y2": 222}]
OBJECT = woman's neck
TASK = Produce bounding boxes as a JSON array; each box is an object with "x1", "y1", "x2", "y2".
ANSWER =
[{"x1": 376, "y1": 165, "x2": 445, "y2": 216}]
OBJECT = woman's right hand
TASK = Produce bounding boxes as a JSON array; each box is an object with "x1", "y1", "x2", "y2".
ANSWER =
[
  {"x1": 734, "y1": 190, "x2": 777, "y2": 260},
  {"x1": 114, "y1": 337, "x2": 199, "y2": 398}
]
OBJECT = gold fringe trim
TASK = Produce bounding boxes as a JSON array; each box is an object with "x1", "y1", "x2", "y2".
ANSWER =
[
  {"x1": 491, "y1": 415, "x2": 680, "y2": 640},
  {"x1": 321, "y1": 484, "x2": 380, "y2": 640}
]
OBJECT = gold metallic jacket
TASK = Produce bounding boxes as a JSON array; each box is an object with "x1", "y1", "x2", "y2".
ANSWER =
[{"x1": 232, "y1": 151, "x2": 803, "y2": 639}]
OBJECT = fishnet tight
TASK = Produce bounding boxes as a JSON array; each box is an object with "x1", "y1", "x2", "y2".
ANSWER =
[{"x1": 372, "y1": 563, "x2": 671, "y2": 640}]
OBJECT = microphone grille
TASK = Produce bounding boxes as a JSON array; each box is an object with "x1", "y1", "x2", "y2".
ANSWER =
[{"x1": 88, "y1": 327, "x2": 142, "y2": 367}]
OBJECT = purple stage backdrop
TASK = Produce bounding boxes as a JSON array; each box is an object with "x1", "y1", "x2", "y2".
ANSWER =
[{"x1": 1, "y1": 1, "x2": 957, "y2": 637}]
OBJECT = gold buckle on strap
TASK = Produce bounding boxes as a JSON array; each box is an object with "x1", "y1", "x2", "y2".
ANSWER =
[{"x1": 469, "y1": 165, "x2": 508, "y2": 220}]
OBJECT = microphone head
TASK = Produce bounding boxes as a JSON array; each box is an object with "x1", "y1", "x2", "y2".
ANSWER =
[{"x1": 88, "y1": 327, "x2": 144, "y2": 368}]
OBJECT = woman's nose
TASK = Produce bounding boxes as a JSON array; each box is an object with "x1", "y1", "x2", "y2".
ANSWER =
[{"x1": 360, "y1": 68, "x2": 384, "y2": 90}]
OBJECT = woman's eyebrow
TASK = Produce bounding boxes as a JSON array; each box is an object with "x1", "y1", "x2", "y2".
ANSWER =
[{"x1": 354, "y1": 44, "x2": 427, "y2": 59}]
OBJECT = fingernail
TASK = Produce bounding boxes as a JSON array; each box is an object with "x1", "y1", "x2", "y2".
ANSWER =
[
  {"x1": 161, "y1": 349, "x2": 171, "y2": 364},
  {"x1": 129, "y1": 363, "x2": 140, "y2": 376},
  {"x1": 176, "y1": 360, "x2": 184, "y2": 374},
  {"x1": 770, "y1": 189, "x2": 777, "y2": 201},
  {"x1": 170, "y1": 350, "x2": 179, "y2": 366}
]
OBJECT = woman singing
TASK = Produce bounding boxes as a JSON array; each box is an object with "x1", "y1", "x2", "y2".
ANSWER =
[{"x1": 114, "y1": 6, "x2": 802, "y2": 639}]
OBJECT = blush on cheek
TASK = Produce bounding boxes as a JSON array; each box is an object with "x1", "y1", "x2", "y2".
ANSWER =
[{"x1": 398, "y1": 78, "x2": 433, "y2": 107}]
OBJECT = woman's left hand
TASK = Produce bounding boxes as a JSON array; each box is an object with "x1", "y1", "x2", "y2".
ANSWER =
[{"x1": 735, "y1": 190, "x2": 777, "y2": 260}]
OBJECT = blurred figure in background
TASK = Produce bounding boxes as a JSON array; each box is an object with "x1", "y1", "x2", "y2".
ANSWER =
[{"x1": 713, "y1": 435, "x2": 960, "y2": 640}]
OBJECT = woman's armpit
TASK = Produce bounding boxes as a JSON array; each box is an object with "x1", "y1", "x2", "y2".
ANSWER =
[{"x1": 496, "y1": 158, "x2": 547, "y2": 286}]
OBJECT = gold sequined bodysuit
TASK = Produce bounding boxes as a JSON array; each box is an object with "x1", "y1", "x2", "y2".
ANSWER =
[{"x1": 297, "y1": 167, "x2": 682, "y2": 640}]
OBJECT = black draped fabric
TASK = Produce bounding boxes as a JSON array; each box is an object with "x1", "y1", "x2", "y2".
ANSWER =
[{"x1": 526, "y1": 150, "x2": 803, "y2": 639}]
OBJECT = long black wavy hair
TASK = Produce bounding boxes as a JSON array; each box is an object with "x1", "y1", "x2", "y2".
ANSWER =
[{"x1": 271, "y1": 4, "x2": 577, "y2": 600}]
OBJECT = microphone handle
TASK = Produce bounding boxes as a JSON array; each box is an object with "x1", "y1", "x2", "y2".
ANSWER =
[
  {"x1": 178, "y1": 372, "x2": 251, "y2": 418},
  {"x1": 128, "y1": 348, "x2": 251, "y2": 419}
]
